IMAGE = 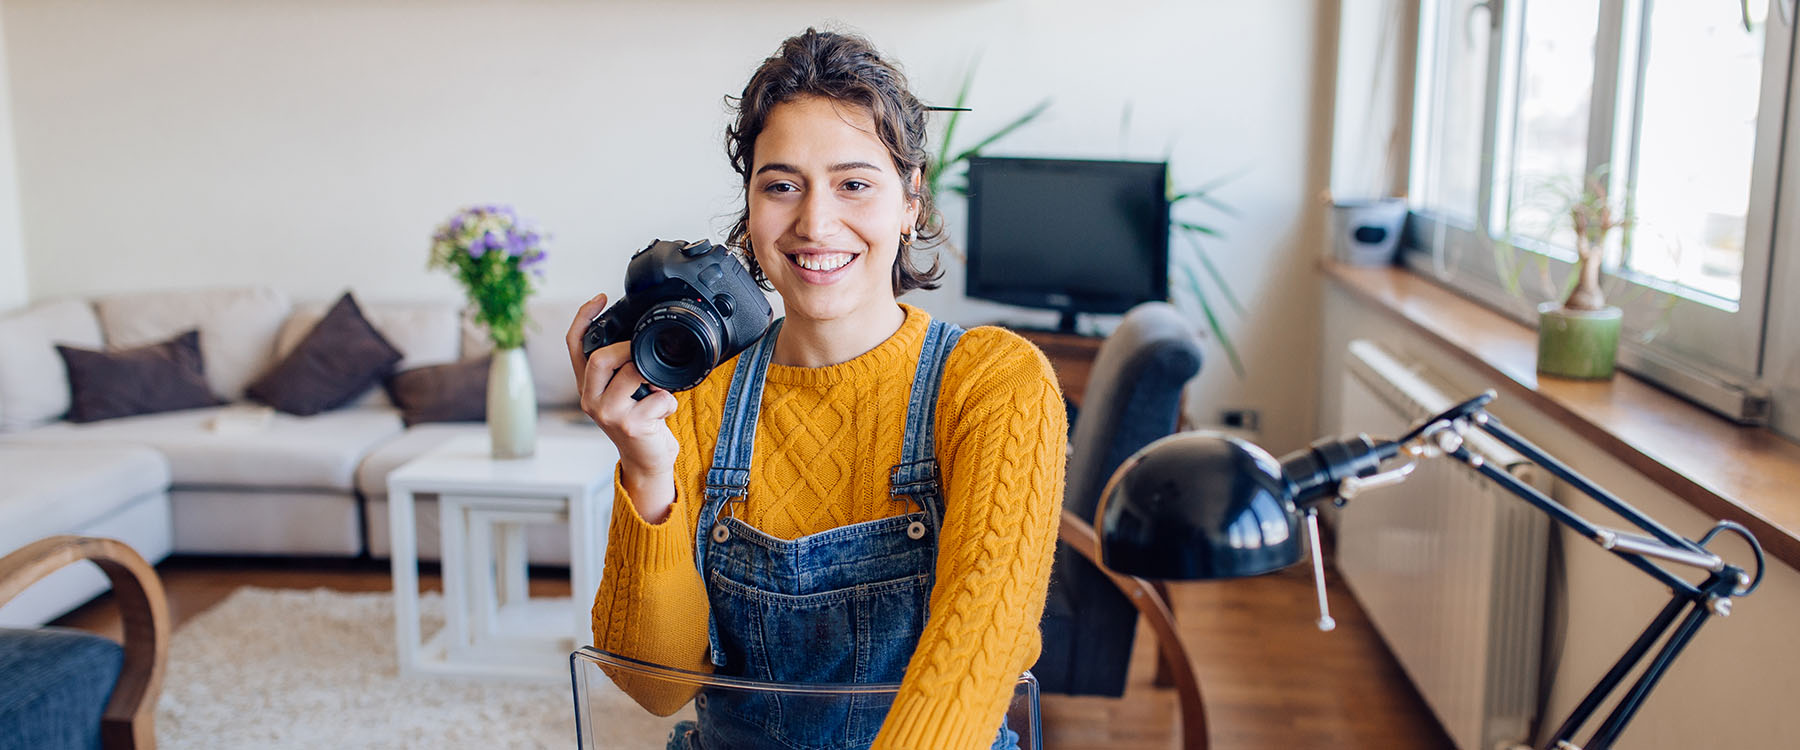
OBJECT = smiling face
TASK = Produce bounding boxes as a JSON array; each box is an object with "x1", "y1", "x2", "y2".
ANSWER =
[{"x1": 747, "y1": 95, "x2": 919, "y2": 327}]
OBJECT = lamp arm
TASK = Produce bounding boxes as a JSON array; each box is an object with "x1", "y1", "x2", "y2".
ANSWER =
[
  {"x1": 1444, "y1": 437, "x2": 1709, "y2": 597},
  {"x1": 1468, "y1": 408, "x2": 1713, "y2": 561},
  {"x1": 1399, "y1": 396, "x2": 1761, "y2": 596},
  {"x1": 1365, "y1": 393, "x2": 1766, "y2": 750},
  {"x1": 1094, "y1": 389, "x2": 1769, "y2": 749}
]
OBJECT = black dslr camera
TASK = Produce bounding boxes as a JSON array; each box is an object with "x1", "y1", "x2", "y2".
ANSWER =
[{"x1": 581, "y1": 239, "x2": 773, "y2": 393}]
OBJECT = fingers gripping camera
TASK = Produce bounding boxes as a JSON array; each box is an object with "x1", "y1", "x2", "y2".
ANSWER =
[{"x1": 582, "y1": 239, "x2": 774, "y2": 394}]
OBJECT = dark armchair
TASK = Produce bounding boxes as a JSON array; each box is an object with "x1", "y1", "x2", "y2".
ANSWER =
[
  {"x1": 0, "y1": 536, "x2": 170, "y2": 750},
  {"x1": 1033, "y1": 301, "x2": 1207, "y2": 748}
]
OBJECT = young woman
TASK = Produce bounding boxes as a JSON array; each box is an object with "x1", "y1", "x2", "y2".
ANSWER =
[{"x1": 567, "y1": 28, "x2": 1066, "y2": 750}]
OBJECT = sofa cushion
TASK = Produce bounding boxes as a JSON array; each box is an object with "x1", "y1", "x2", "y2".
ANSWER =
[
  {"x1": 5, "y1": 407, "x2": 403, "y2": 492},
  {"x1": 274, "y1": 299, "x2": 462, "y2": 408},
  {"x1": 384, "y1": 357, "x2": 488, "y2": 427},
  {"x1": 93, "y1": 286, "x2": 291, "y2": 402},
  {"x1": 461, "y1": 298, "x2": 584, "y2": 408},
  {"x1": 0, "y1": 299, "x2": 103, "y2": 432},
  {"x1": 0, "y1": 627, "x2": 123, "y2": 750},
  {"x1": 247, "y1": 294, "x2": 402, "y2": 416},
  {"x1": 0, "y1": 446, "x2": 170, "y2": 553},
  {"x1": 58, "y1": 330, "x2": 226, "y2": 423}
]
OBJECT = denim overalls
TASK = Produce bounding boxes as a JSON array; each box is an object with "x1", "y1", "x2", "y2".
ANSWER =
[{"x1": 667, "y1": 317, "x2": 1019, "y2": 750}]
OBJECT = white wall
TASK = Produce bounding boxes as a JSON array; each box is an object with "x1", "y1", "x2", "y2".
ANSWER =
[
  {"x1": 0, "y1": 4, "x2": 27, "y2": 312},
  {"x1": 0, "y1": 0, "x2": 1331, "y2": 451},
  {"x1": 1329, "y1": 0, "x2": 1411, "y2": 199},
  {"x1": 1318, "y1": 285, "x2": 1800, "y2": 749}
]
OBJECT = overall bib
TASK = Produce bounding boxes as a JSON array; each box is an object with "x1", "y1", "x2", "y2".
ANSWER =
[{"x1": 667, "y1": 318, "x2": 1019, "y2": 750}]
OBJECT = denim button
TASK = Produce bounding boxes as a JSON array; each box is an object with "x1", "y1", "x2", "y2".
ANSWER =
[
  {"x1": 907, "y1": 521, "x2": 926, "y2": 540},
  {"x1": 695, "y1": 693, "x2": 708, "y2": 709},
  {"x1": 713, "y1": 524, "x2": 730, "y2": 543}
]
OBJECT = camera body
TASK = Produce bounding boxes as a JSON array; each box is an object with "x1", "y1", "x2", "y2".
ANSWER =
[{"x1": 581, "y1": 238, "x2": 772, "y2": 392}]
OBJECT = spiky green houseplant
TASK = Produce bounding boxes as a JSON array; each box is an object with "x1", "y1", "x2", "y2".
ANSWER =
[
  {"x1": 1167, "y1": 173, "x2": 1246, "y2": 377},
  {"x1": 925, "y1": 67, "x2": 1051, "y2": 252},
  {"x1": 925, "y1": 69, "x2": 1246, "y2": 376}
]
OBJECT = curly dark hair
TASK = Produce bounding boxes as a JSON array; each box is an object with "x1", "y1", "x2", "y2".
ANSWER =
[{"x1": 724, "y1": 28, "x2": 943, "y2": 295}]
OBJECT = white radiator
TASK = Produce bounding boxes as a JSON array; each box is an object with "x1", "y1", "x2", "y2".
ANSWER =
[{"x1": 1335, "y1": 340, "x2": 1551, "y2": 750}]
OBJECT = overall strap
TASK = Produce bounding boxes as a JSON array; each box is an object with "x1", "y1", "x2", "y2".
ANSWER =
[
  {"x1": 889, "y1": 318, "x2": 965, "y2": 535},
  {"x1": 695, "y1": 319, "x2": 782, "y2": 668},
  {"x1": 694, "y1": 319, "x2": 782, "y2": 567}
]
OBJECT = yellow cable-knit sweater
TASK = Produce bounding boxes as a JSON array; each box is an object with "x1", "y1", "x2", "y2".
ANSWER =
[{"x1": 591, "y1": 303, "x2": 1066, "y2": 750}]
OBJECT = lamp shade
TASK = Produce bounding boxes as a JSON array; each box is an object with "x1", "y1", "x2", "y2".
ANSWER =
[{"x1": 1095, "y1": 431, "x2": 1304, "y2": 580}]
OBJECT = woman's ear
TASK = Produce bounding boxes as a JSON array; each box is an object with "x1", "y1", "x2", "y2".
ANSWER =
[{"x1": 904, "y1": 168, "x2": 923, "y2": 228}]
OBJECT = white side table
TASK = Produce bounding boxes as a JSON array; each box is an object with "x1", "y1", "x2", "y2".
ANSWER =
[{"x1": 387, "y1": 433, "x2": 618, "y2": 681}]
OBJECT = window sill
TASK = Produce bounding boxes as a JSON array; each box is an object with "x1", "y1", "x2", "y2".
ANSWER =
[{"x1": 1321, "y1": 260, "x2": 1800, "y2": 570}]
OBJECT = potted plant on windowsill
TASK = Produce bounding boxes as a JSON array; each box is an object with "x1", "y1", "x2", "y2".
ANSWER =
[{"x1": 1534, "y1": 172, "x2": 1628, "y2": 380}]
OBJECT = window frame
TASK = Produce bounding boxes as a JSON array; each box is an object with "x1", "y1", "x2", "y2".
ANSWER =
[{"x1": 1400, "y1": 0, "x2": 1790, "y2": 425}]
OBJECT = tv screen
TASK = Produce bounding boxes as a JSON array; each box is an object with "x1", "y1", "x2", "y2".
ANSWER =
[{"x1": 965, "y1": 157, "x2": 1169, "y2": 329}]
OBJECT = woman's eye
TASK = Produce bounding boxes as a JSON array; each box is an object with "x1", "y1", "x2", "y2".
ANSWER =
[
  {"x1": 761, "y1": 182, "x2": 798, "y2": 195},
  {"x1": 842, "y1": 180, "x2": 872, "y2": 192}
]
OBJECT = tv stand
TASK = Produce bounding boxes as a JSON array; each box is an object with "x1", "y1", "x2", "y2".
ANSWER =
[{"x1": 1055, "y1": 310, "x2": 1080, "y2": 334}]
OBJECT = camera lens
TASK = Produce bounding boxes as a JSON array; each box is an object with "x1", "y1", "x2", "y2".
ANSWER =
[
  {"x1": 650, "y1": 327, "x2": 701, "y2": 369},
  {"x1": 632, "y1": 301, "x2": 722, "y2": 392}
]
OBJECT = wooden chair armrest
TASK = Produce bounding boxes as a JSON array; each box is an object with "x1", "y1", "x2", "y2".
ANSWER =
[
  {"x1": 1059, "y1": 508, "x2": 1209, "y2": 750},
  {"x1": 0, "y1": 536, "x2": 169, "y2": 750}
]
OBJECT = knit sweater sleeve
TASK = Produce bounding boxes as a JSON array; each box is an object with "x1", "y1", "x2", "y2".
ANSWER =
[
  {"x1": 589, "y1": 389, "x2": 715, "y2": 716},
  {"x1": 874, "y1": 329, "x2": 1067, "y2": 749}
]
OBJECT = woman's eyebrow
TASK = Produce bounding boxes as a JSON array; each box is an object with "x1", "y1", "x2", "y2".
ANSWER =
[{"x1": 754, "y1": 161, "x2": 881, "y2": 176}]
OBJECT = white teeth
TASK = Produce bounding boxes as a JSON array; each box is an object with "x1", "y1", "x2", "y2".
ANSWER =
[{"x1": 795, "y1": 253, "x2": 853, "y2": 272}]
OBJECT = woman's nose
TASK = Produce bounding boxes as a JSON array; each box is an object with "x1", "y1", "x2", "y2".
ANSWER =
[{"x1": 793, "y1": 189, "x2": 838, "y2": 240}]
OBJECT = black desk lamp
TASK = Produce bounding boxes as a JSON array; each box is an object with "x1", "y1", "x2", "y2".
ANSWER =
[{"x1": 1094, "y1": 391, "x2": 1765, "y2": 750}]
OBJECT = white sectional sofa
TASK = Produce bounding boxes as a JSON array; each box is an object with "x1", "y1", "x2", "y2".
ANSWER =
[{"x1": 0, "y1": 286, "x2": 609, "y2": 625}]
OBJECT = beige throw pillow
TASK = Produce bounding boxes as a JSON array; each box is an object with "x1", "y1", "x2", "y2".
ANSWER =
[{"x1": 94, "y1": 286, "x2": 291, "y2": 401}]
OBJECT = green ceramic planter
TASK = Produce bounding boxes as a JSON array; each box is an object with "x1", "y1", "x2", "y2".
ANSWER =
[{"x1": 1537, "y1": 302, "x2": 1622, "y2": 380}]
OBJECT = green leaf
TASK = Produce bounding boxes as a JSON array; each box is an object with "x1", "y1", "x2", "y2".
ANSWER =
[
  {"x1": 949, "y1": 99, "x2": 1051, "y2": 164},
  {"x1": 1492, "y1": 241, "x2": 1525, "y2": 297},
  {"x1": 1176, "y1": 221, "x2": 1224, "y2": 238},
  {"x1": 1174, "y1": 264, "x2": 1245, "y2": 377},
  {"x1": 1178, "y1": 230, "x2": 1245, "y2": 316},
  {"x1": 1169, "y1": 171, "x2": 1246, "y2": 220},
  {"x1": 929, "y1": 64, "x2": 980, "y2": 197}
]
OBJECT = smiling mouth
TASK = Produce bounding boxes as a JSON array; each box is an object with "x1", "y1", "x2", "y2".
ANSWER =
[{"x1": 788, "y1": 252, "x2": 857, "y2": 272}]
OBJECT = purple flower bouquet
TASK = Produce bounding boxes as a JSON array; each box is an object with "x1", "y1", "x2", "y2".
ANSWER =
[{"x1": 428, "y1": 205, "x2": 548, "y2": 350}]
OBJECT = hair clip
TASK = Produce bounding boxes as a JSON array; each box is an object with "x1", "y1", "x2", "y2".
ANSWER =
[{"x1": 924, "y1": 105, "x2": 973, "y2": 112}]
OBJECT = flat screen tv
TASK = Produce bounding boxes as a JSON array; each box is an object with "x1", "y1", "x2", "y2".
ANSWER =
[{"x1": 965, "y1": 157, "x2": 1169, "y2": 332}]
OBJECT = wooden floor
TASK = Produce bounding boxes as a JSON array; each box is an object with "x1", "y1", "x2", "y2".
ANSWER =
[{"x1": 55, "y1": 557, "x2": 1452, "y2": 749}]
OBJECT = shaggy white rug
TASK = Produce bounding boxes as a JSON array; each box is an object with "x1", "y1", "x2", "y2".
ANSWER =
[{"x1": 155, "y1": 587, "x2": 679, "y2": 749}]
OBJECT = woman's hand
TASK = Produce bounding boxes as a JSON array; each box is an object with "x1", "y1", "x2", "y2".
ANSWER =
[{"x1": 567, "y1": 293, "x2": 681, "y2": 523}]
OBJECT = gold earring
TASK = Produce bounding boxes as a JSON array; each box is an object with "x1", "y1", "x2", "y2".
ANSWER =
[{"x1": 901, "y1": 230, "x2": 914, "y2": 247}]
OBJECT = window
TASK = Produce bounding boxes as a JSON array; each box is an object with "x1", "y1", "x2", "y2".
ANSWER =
[{"x1": 1406, "y1": 0, "x2": 1791, "y2": 426}]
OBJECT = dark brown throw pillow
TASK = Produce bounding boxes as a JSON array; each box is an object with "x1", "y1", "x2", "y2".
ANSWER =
[
  {"x1": 58, "y1": 329, "x2": 226, "y2": 423},
  {"x1": 383, "y1": 356, "x2": 489, "y2": 426},
  {"x1": 246, "y1": 292, "x2": 403, "y2": 416}
]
